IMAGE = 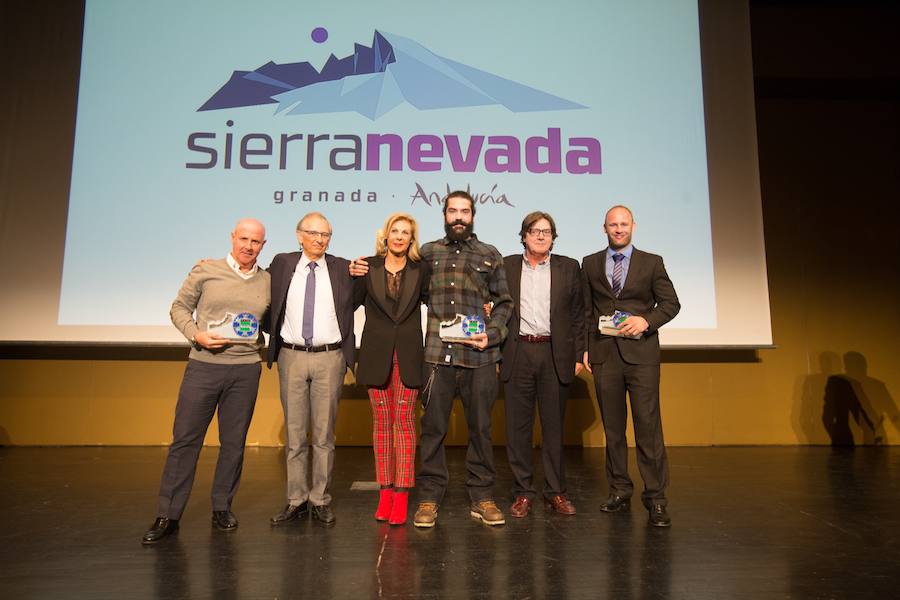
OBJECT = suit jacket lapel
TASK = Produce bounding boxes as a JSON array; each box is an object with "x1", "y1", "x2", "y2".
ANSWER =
[
  {"x1": 550, "y1": 257, "x2": 563, "y2": 319},
  {"x1": 507, "y1": 256, "x2": 523, "y2": 308},
  {"x1": 324, "y1": 254, "x2": 344, "y2": 312},
  {"x1": 275, "y1": 253, "x2": 301, "y2": 327},
  {"x1": 621, "y1": 247, "x2": 640, "y2": 294},
  {"x1": 369, "y1": 260, "x2": 388, "y2": 315},
  {"x1": 396, "y1": 261, "x2": 420, "y2": 321},
  {"x1": 284, "y1": 253, "x2": 301, "y2": 286},
  {"x1": 597, "y1": 250, "x2": 612, "y2": 295}
]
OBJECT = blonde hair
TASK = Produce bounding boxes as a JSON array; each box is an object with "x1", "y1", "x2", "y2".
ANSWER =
[{"x1": 375, "y1": 213, "x2": 421, "y2": 261}]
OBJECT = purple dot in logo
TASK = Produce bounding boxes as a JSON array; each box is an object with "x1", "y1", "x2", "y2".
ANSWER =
[{"x1": 311, "y1": 27, "x2": 328, "y2": 44}]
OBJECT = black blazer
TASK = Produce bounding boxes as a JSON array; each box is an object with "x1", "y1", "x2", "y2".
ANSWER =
[
  {"x1": 266, "y1": 252, "x2": 356, "y2": 369},
  {"x1": 353, "y1": 255, "x2": 429, "y2": 388},
  {"x1": 581, "y1": 247, "x2": 680, "y2": 366},
  {"x1": 500, "y1": 254, "x2": 586, "y2": 385}
]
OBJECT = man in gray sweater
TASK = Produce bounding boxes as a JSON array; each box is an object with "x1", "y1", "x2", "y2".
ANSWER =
[{"x1": 142, "y1": 218, "x2": 271, "y2": 544}]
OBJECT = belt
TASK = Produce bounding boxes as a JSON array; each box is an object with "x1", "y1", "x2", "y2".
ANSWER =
[
  {"x1": 283, "y1": 342, "x2": 342, "y2": 353},
  {"x1": 519, "y1": 334, "x2": 551, "y2": 343}
]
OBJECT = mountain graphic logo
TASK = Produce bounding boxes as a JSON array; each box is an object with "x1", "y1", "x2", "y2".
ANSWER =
[{"x1": 199, "y1": 30, "x2": 586, "y2": 120}]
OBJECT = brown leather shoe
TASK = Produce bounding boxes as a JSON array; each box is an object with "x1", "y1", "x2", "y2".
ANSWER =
[
  {"x1": 544, "y1": 494, "x2": 576, "y2": 515},
  {"x1": 413, "y1": 502, "x2": 438, "y2": 528},
  {"x1": 510, "y1": 496, "x2": 532, "y2": 518},
  {"x1": 470, "y1": 499, "x2": 505, "y2": 526}
]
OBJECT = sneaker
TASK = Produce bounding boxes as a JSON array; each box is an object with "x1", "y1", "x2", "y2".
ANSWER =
[{"x1": 470, "y1": 499, "x2": 505, "y2": 526}]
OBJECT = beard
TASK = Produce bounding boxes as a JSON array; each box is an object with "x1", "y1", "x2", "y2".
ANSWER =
[
  {"x1": 444, "y1": 219, "x2": 474, "y2": 242},
  {"x1": 607, "y1": 234, "x2": 631, "y2": 250}
]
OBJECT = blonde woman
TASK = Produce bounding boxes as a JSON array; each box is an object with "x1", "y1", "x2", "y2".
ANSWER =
[{"x1": 353, "y1": 213, "x2": 429, "y2": 525}]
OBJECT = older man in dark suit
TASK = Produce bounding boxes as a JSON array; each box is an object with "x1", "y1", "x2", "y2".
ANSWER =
[
  {"x1": 501, "y1": 211, "x2": 585, "y2": 518},
  {"x1": 266, "y1": 212, "x2": 355, "y2": 527},
  {"x1": 582, "y1": 205, "x2": 680, "y2": 527}
]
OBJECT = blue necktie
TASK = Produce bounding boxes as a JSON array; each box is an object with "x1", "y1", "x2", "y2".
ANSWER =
[
  {"x1": 302, "y1": 262, "x2": 317, "y2": 346},
  {"x1": 612, "y1": 253, "x2": 625, "y2": 297}
]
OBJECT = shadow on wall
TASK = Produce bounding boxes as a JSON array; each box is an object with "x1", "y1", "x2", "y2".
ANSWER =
[{"x1": 794, "y1": 351, "x2": 899, "y2": 445}]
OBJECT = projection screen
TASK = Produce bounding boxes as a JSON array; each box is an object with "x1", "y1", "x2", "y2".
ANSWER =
[{"x1": 0, "y1": 0, "x2": 771, "y2": 347}]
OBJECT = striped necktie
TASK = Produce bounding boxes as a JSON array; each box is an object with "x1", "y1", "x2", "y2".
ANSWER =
[{"x1": 612, "y1": 253, "x2": 625, "y2": 297}]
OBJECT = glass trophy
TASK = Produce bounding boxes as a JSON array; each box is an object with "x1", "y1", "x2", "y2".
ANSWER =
[
  {"x1": 207, "y1": 312, "x2": 260, "y2": 343},
  {"x1": 439, "y1": 313, "x2": 486, "y2": 342},
  {"x1": 598, "y1": 310, "x2": 640, "y2": 339}
]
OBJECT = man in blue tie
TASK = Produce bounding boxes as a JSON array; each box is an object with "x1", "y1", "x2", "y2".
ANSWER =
[
  {"x1": 582, "y1": 205, "x2": 680, "y2": 527},
  {"x1": 266, "y1": 212, "x2": 356, "y2": 526}
]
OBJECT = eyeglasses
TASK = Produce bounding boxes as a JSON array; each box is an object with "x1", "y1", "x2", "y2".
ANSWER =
[
  {"x1": 300, "y1": 229, "x2": 333, "y2": 240},
  {"x1": 527, "y1": 228, "x2": 553, "y2": 237}
]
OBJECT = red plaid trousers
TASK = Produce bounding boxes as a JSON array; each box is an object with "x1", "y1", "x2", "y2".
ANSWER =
[{"x1": 367, "y1": 352, "x2": 418, "y2": 488}]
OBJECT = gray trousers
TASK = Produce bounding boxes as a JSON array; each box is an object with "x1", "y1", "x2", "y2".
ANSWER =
[
  {"x1": 277, "y1": 348, "x2": 346, "y2": 506},
  {"x1": 157, "y1": 360, "x2": 261, "y2": 519}
]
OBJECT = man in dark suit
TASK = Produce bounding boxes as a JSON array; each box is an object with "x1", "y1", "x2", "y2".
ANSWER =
[
  {"x1": 501, "y1": 211, "x2": 585, "y2": 518},
  {"x1": 582, "y1": 205, "x2": 680, "y2": 527},
  {"x1": 266, "y1": 212, "x2": 355, "y2": 527}
]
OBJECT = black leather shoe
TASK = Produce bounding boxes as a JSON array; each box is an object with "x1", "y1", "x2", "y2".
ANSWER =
[
  {"x1": 648, "y1": 504, "x2": 672, "y2": 527},
  {"x1": 142, "y1": 517, "x2": 179, "y2": 544},
  {"x1": 212, "y1": 510, "x2": 238, "y2": 531},
  {"x1": 270, "y1": 502, "x2": 309, "y2": 526},
  {"x1": 599, "y1": 494, "x2": 631, "y2": 513},
  {"x1": 311, "y1": 504, "x2": 336, "y2": 526}
]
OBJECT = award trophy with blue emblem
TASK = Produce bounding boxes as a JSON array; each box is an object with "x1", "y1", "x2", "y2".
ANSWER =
[
  {"x1": 206, "y1": 312, "x2": 260, "y2": 343},
  {"x1": 439, "y1": 313, "x2": 486, "y2": 342},
  {"x1": 598, "y1": 310, "x2": 641, "y2": 339}
]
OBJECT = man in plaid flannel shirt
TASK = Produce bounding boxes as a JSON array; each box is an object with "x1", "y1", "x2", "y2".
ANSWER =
[
  {"x1": 413, "y1": 190, "x2": 513, "y2": 527},
  {"x1": 349, "y1": 191, "x2": 513, "y2": 526}
]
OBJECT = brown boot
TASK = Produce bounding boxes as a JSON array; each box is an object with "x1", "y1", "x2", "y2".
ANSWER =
[
  {"x1": 413, "y1": 502, "x2": 438, "y2": 528},
  {"x1": 470, "y1": 499, "x2": 505, "y2": 526}
]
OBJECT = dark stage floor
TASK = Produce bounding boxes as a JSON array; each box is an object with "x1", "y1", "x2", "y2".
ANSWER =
[{"x1": 0, "y1": 446, "x2": 897, "y2": 599}]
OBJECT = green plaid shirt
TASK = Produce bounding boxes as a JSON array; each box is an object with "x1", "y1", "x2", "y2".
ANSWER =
[{"x1": 421, "y1": 234, "x2": 512, "y2": 367}]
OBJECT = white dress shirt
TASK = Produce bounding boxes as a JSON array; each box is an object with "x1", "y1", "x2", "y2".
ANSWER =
[
  {"x1": 280, "y1": 254, "x2": 341, "y2": 346},
  {"x1": 226, "y1": 252, "x2": 258, "y2": 280}
]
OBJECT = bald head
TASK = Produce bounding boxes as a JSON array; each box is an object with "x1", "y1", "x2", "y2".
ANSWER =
[
  {"x1": 605, "y1": 205, "x2": 634, "y2": 222},
  {"x1": 235, "y1": 218, "x2": 266, "y2": 238},
  {"x1": 231, "y1": 218, "x2": 266, "y2": 271},
  {"x1": 604, "y1": 205, "x2": 635, "y2": 250}
]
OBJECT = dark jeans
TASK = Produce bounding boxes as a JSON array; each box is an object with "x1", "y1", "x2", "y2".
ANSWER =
[
  {"x1": 156, "y1": 360, "x2": 261, "y2": 519},
  {"x1": 416, "y1": 363, "x2": 498, "y2": 504}
]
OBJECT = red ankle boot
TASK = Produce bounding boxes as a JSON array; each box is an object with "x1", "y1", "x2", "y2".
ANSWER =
[
  {"x1": 375, "y1": 488, "x2": 394, "y2": 521},
  {"x1": 389, "y1": 491, "x2": 408, "y2": 525}
]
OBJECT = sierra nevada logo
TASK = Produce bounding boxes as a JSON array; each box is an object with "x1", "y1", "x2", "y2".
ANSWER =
[
  {"x1": 186, "y1": 29, "x2": 600, "y2": 176},
  {"x1": 198, "y1": 30, "x2": 586, "y2": 120}
]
